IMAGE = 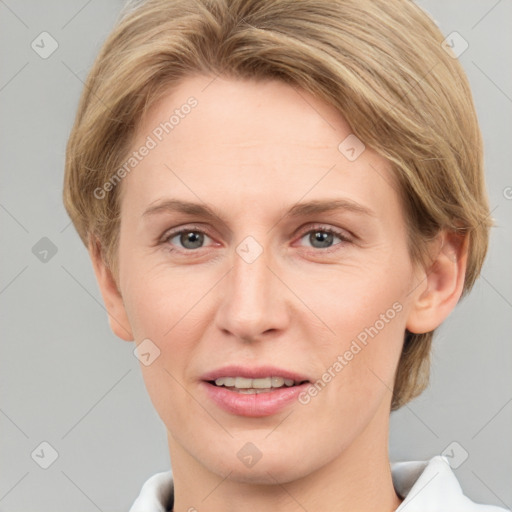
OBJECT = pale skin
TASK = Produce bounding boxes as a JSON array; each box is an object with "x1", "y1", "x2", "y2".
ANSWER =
[{"x1": 91, "y1": 75, "x2": 468, "y2": 511}]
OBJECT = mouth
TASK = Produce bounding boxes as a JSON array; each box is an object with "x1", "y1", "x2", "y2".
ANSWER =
[
  {"x1": 206, "y1": 376, "x2": 310, "y2": 394},
  {"x1": 200, "y1": 366, "x2": 312, "y2": 416}
]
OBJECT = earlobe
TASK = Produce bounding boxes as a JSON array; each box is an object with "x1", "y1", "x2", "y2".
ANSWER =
[
  {"x1": 406, "y1": 230, "x2": 469, "y2": 335},
  {"x1": 88, "y1": 236, "x2": 134, "y2": 342}
]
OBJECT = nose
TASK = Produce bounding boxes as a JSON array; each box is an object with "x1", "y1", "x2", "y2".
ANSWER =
[{"x1": 214, "y1": 237, "x2": 289, "y2": 342}]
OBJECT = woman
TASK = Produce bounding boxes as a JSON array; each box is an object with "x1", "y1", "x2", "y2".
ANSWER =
[{"x1": 63, "y1": 0, "x2": 508, "y2": 510}]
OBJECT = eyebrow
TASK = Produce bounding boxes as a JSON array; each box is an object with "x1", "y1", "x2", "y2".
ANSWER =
[{"x1": 142, "y1": 198, "x2": 375, "y2": 224}]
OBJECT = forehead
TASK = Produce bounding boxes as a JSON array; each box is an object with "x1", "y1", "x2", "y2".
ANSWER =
[
  {"x1": 135, "y1": 75, "x2": 351, "y2": 161},
  {"x1": 120, "y1": 74, "x2": 400, "y2": 221}
]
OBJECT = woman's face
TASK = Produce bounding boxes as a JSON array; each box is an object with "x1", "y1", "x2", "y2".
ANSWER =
[{"x1": 114, "y1": 74, "x2": 421, "y2": 483}]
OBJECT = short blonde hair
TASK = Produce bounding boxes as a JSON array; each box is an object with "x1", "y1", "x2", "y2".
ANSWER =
[{"x1": 63, "y1": 0, "x2": 491, "y2": 410}]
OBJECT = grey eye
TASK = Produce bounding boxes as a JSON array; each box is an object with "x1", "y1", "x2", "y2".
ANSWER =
[
  {"x1": 300, "y1": 229, "x2": 344, "y2": 249},
  {"x1": 169, "y1": 230, "x2": 211, "y2": 250}
]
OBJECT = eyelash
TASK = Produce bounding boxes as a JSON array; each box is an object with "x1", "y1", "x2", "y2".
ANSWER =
[{"x1": 160, "y1": 224, "x2": 353, "y2": 254}]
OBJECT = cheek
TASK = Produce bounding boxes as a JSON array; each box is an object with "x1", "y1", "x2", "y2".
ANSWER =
[
  {"x1": 297, "y1": 257, "x2": 409, "y2": 344},
  {"x1": 121, "y1": 259, "x2": 201, "y2": 339},
  {"x1": 295, "y1": 254, "x2": 411, "y2": 398},
  {"x1": 121, "y1": 272, "x2": 200, "y2": 427},
  {"x1": 121, "y1": 265, "x2": 208, "y2": 375}
]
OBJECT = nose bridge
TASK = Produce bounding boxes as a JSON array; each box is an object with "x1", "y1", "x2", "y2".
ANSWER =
[
  {"x1": 216, "y1": 234, "x2": 283, "y2": 339},
  {"x1": 232, "y1": 235, "x2": 272, "y2": 314}
]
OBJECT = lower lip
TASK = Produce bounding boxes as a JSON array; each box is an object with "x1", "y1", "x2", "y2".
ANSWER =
[{"x1": 201, "y1": 381, "x2": 310, "y2": 417}]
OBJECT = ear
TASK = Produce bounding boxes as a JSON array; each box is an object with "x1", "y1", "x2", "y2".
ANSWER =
[
  {"x1": 406, "y1": 230, "x2": 469, "y2": 334},
  {"x1": 88, "y1": 236, "x2": 134, "y2": 341}
]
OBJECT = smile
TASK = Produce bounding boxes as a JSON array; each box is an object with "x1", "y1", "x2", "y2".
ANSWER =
[{"x1": 211, "y1": 376, "x2": 308, "y2": 393}]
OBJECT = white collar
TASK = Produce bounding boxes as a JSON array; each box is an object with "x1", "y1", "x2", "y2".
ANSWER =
[
  {"x1": 391, "y1": 456, "x2": 507, "y2": 511},
  {"x1": 129, "y1": 456, "x2": 508, "y2": 512}
]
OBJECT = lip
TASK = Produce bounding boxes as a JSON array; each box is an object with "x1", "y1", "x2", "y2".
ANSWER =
[
  {"x1": 200, "y1": 365, "x2": 311, "y2": 383},
  {"x1": 200, "y1": 381, "x2": 311, "y2": 417},
  {"x1": 200, "y1": 365, "x2": 312, "y2": 418}
]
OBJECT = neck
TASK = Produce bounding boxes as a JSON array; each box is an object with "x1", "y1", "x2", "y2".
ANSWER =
[{"x1": 168, "y1": 402, "x2": 402, "y2": 512}]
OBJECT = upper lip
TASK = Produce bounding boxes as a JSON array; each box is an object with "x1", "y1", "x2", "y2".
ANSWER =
[{"x1": 201, "y1": 365, "x2": 311, "y2": 383}]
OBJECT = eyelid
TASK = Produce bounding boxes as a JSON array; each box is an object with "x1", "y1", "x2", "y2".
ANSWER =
[
  {"x1": 292, "y1": 224, "x2": 354, "y2": 254},
  {"x1": 160, "y1": 224, "x2": 216, "y2": 248},
  {"x1": 160, "y1": 222, "x2": 354, "y2": 253},
  {"x1": 295, "y1": 223, "x2": 353, "y2": 242}
]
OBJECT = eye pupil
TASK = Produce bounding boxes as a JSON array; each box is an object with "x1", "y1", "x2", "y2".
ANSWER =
[
  {"x1": 310, "y1": 231, "x2": 334, "y2": 248},
  {"x1": 169, "y1": 228, "x2": 343, "y2": 252},
  {"x1": 181, "y1": 231, "x2": 204, "y2": 249}
]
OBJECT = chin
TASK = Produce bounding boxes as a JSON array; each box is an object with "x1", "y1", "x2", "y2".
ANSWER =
[
  {"x1": 203, "y1": 448, "x2": 316, "y2": 486},
  {"x1": 226, "y1": 466, "x2": 308, "y2": 486}
]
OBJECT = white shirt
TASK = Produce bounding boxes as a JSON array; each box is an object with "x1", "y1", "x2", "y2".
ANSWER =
[{"x1": 129, "y1": 455, "x2": 509, "y2": 512}]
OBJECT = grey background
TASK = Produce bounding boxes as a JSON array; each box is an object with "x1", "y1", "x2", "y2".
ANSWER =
[{"x1": 0, "y1": 1, "x2": 511, "y2": 510}]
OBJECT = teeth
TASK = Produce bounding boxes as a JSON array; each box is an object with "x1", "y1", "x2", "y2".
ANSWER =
[
  {"x1": 251, "y1": 377, "x2": 272, "y2": 389},
  {"x1": 213, "y1": 376, "x2": 301, "y2": 389},
  {"x1": 235, "y1": 377, "x2": 253, "y2": 389},
  {"x1": 271, "y1": 377, "x2": 284, "y2": 387}
]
